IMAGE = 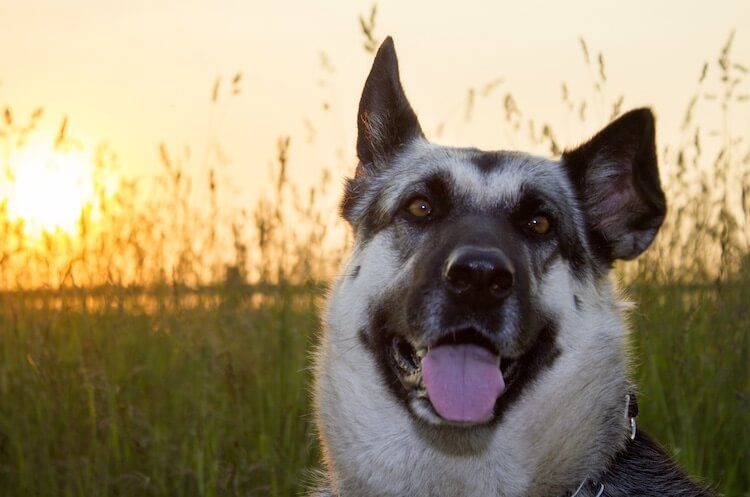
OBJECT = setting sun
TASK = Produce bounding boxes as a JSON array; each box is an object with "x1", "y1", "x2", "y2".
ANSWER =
[{"x1": 3, "y1": 145, "x2": 95, "y2": 237}]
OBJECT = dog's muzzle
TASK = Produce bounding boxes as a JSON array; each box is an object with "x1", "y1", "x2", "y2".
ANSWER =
[{"x1": 386, "y1": 246, "x2": 521, "y2": 425}]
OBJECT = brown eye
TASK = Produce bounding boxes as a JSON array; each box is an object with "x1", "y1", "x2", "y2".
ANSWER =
[
  {"x1": 527, "y1": 214, "x2": 551, "y2": 235},
  {"x1": 405, "y1": 197, "x2": 432, "y2": 218}
]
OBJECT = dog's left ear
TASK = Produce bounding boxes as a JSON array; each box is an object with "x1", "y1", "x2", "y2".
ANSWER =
[{"x1": 562, "y1": 108, "x2": 666, "y2": 262}]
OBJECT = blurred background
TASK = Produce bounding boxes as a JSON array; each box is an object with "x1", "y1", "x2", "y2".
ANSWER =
[{"x1": 0, "y1": 1, "x2": 748, "y2": 496}]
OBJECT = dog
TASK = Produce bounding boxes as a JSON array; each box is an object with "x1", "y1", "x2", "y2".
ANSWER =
[{"x1": 310, "y1": 37, "x2": 714, "y2": 497}]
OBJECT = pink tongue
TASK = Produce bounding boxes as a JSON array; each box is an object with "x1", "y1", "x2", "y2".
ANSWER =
[{"x1": 422, "y1": 344, "x2": 505, "y2": 423}]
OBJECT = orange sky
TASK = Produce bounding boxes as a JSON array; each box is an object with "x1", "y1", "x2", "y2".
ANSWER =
[{"x1": 1, "y1": 0, "x2": 748, "y2": 210}]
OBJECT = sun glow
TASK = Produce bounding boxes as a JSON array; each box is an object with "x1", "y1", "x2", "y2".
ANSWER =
[{"x1": 3, "y1": 146, "x2": 95, "y2": 237}]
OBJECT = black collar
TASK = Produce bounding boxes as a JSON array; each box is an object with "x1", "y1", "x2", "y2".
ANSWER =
[{"x1": 563, "y1": 393, "x2": 639, "y2": 497}]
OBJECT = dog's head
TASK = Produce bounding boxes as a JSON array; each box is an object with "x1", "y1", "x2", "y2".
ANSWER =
[{"x1": 339, "y1": 37, "x2": 665, "y2": 427}]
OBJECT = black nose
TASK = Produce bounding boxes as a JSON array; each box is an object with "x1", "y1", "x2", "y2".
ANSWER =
[{"x1": 443, "y1": 246, "x2": 514, "y2": 304}]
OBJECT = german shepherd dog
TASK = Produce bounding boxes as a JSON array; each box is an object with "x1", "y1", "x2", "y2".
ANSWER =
[{"x1": 311, "y1": 37, "x2": 714, "y2": 497}]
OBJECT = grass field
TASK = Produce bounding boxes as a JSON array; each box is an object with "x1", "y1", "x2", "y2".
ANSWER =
[
  {"x1": 0, "y1": 286, "x2": 320, "y2": 496},
  {"x1": 0, "y1": 273, "x2": 747, "y2": 497}
]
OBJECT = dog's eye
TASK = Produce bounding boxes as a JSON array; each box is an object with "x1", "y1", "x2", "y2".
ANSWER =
[
  {"x1": 405, "y1": 196, "x2": 432, "y2": 218},
  {"x1": 527, "y1": 214, "x2": 552, "y2": 235}
]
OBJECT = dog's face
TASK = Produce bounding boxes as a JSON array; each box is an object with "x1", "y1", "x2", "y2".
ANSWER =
[{"x1": 339, "y1": 37, "x2": 665, "y2": 427}]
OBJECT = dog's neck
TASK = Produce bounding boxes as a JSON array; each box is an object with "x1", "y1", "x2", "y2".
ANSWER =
[
  {"x1": 556, "y1": 394, "x2": 638, "y2": 497},
  {"x1": 314, "y1": 261, "x2": 634, "y2": 497}
]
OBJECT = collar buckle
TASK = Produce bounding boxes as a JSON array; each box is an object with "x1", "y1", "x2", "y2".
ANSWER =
[
  {"x1": 569, "y1": 480, "x2": 605, "y2": 497},
  {"x1": 625, "y1": 393, "x2": 638, "y2": 440}
]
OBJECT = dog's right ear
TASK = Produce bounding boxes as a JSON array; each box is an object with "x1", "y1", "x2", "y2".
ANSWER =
[
  {"x1": 343, "y1": 37, "x2": 424, "y2": 227},
  {"x1": 356, "y1": 36, "x2": 424, "y2": 173}
]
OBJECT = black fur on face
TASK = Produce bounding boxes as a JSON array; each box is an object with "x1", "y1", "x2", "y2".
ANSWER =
[
  {"x1": 391, "y1": 180, "x2": 552, "y2": 353},
  {"x1": 353, "y1": 162, "x2": 582, "y2": 424}
]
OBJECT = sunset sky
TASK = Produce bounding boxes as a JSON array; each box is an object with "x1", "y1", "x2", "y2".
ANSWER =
[{"x1": 1, "y1": 0, "x2": 748, "y2": 216}]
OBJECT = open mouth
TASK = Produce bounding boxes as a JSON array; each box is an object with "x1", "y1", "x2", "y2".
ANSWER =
[{"x1": 386, "y1": 329, "x2": 519, "y2": 425}]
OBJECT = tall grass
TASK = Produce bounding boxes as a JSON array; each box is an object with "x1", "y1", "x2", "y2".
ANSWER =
[
  {"x1": 0, "y1": 13, "x2": 747, "y2": 497},
  {"x1": 0, "y1": 287, "x2": 318, "y2": 496},
  {"x1": 630, "y1": 277, "x2": 749, "y2": 494}
]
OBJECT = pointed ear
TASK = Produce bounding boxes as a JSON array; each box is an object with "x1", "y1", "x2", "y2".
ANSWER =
[
  {"x1": 562, "y1": 108, "x2": 666, "y2": 262},
  {"x1": 356, "y1": 36, "x2": 423, "y2": 173}
]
